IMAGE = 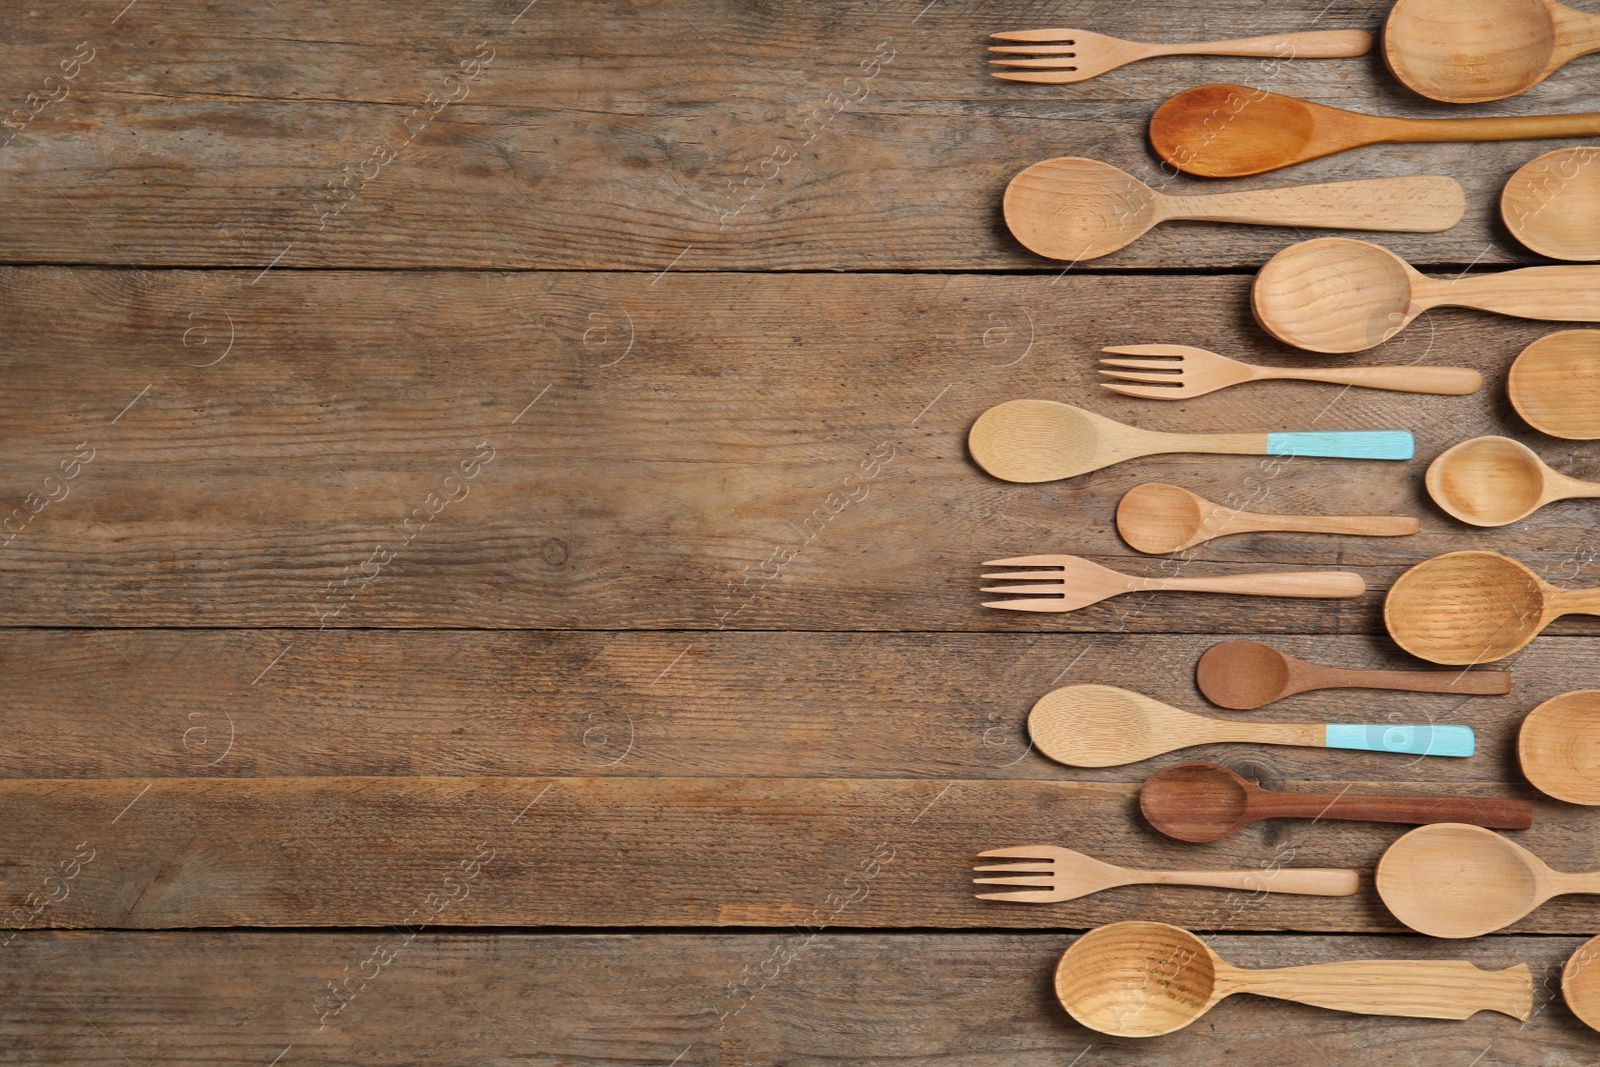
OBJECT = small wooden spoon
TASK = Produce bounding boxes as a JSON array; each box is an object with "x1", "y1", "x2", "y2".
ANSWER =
[
  {"x1": 1385, "y1": 550, "x2": 1600, "y2": 664},
  {"x1": 1116, "y1": 483, "x2": 1417, "y2": 554},
  {"x1": 1378, "y1": 823, "x2": 1600, "y2": 938},
  {"x1": 1426, "y1": 436, "x2": 1600, "y2": 526},
  {"x1": 1028, "y1": 684, "x2": 1474, "y2": 768},
  {"x1": 1253, "y1": 237, "x2": 1600, "y2": 353},
  {"x1": 1518, "y1": 690, "x2": 1600, "y2": 804},
  {"x1": 1385, "y1": 0, "x2": 1600, "y2": 103},
  {"x1": 1196, "y1": 640, "x2": 1510, "y2": 710},
  {"x1": 1508, "y1": 330, "x2": 1600, "y2": 439},
  {"x1": 1003, "y1": 158, "x2": 1464, "y2": 262},
  {"x1": 1056, "y1": 920, "x2": 1531, "y2": 1037},
  {"x1": 1503, "y1": 148, "x2": 1600, "y2": 261},
  {"x1": 1562, "y1": 933, "x2": 1600, "y2": 1032},
  {"x1": 1151, "y1": 83, "x2": 1600, "y2": 178},
  {"x1": 1141, "y1": 762, "x2": 1532, "y2": 843}
]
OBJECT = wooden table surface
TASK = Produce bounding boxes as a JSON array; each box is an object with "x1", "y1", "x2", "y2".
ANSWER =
[{"x1": 4, "y1": 0, "x2": 1600, "y2": 1062}]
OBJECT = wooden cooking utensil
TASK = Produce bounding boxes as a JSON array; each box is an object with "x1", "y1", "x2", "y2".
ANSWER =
[
  {"x1": 1508, "y1": 330, "x2": 1600, "y2": 439},
  {"x1": 1003, "y1": 158, "x2": 1463, "y2": 262},
  {"x1": 1150, "y1": 83, "x2": 1600, "y2": 178},
  {"x1": 1253, "y1": 237, "x2": 1600, "y2": 353},
  {"x1": 967, "y1": 399, "x2": 1413, "y2": 482},
  {"x1": 1116, "y1": 483, "x2": 1417, "y2": 554},
  {"x1": 1027, "y1": 684, "x2": 1474, "y2": 768},
  {"x1": 1385, "y1": 0, "x2": 1600, "y2": 103},
  {"x1": 1056, "y1": 920, "x2": 1531, "y2": 1037},
  {"x1": 972, "y1": 843, "x2": 1358, "y2": 902},
  {"x1": 1503, "y1": 148, "x2": 1600, "y2": 260},
  {"x1": 1518, "y1": 690, "x2": 1600, "y2": 804},
  {"x1": 1385, "y1": 550, "x2": 1600, "y2": 664},
  {"x1": 1196, "y1": 640, "x2": 1510, "y2": 710},
  {"x1": 1140, "y1": 762, "x2": 1531, "y2": 843},
  {"x1": 1377, "y1": 823, "x2": 1600, "y2": 938},
  {"x1": 1563, "y1": 934, "x2": 1600, "y2": 1032},
  {"x1": 1426, "y1": 436, "x2": 1600, "y2": 526},
  {"x1": 982, "y1": 554, "x2": 1364, "y2": 613},
  {"x1": 1098, "y1": 344, "x2": 1481, "y2": 399},
  {"x1": 988, "y1": 28, "x2": 1371, "y2": 84}
]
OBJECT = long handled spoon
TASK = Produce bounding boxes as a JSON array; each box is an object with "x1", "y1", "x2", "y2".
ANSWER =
[
  {"x1": 1253, "y1": 237, "x2": 1600, "y2": 353},
  {"x1": 1196, "y1": 640, "x2": 1509, "y2": 709},
  {"x1": 982, "y1": 554, "x2": 1364, "y2": 613},
  {"x1": 1426, "y1": 436, "x2": 1600, "y2": 526},
  {"x1": 968, "y1": 400, "x2": 1413, "y2": 482},
  {"x1": 1151, "y1": 83, "x2": 1600, "y2": 178},
  {"x1": 1563, "y1": 934, "x2": 1600, "y2": 1032},
  {"x1": 1378, "y1": 823, "x2": 1600, "y2": 938},
  {"x1": 1518, "y1": 690, "x2": 1600, "y2": 804},
  {"x1": 1503, "y1": 149, "x2": 1600, "y2": 261},
  {"x1": 1385, "y1": 550, "x2": 1600, "y2": 664},
  {"x1": 1140, "y1": 762, "x2": 1531, "y2": 843},
  {"x1": 1385, "y1": 0, "x2": 1600, "y2": 103},
  {"x1": 1003, "y1": 158, "x2": 1463, "y2": 262},
  {"x1": 1028, "y1": 684, "x2": 1474, "y2": 767},
  {"x1": 1508, "y1": 330, "x2": 1600, "y2": 439},
  {"x1": 1056, "y1": 920, "x2": 1531, "y2": 1037},
  {"x1": 972, "y1": 843, "x2": 1357, "y2": 902},
  {"x1": 1116, "y1": 482, "x2": 1417, "y2": 554},
  {"x1": 988, "y1": 28, "x2": 1371, "y2": 84}
]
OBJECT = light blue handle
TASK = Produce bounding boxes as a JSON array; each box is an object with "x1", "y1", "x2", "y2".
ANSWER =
[
  {"x1": 1266, "y1": 431, "x2": 1414, "y2": 460},
  {"x1": 1324, "y1": 724, "x2": 1474, "y2": 757}
]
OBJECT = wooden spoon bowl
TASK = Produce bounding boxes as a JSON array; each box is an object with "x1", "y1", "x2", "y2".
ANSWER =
[
  {"x1": 1377, "y1": 824, "x2": 1548, "y2": 938},
  {"x1": 1055, "y1": 922, "x2": 1224, "y2": 1037},
  {"x1": 1518, "y1": 690, "x2": 1600, "y2": 804},
  {"x1": 1424, "y1": 435, "x2": 1600, "y2": 526},
  {"x1": 1563, "y1": 934, "x2": 1600, "y2": 1032},
  {"x1": 1503, "y1": 148, "x2": 1600, "y2": 260},
  {"x1": 1384, "y1": 0, "x2": 1569, "y2": 102},
  {"x1": 1253, "y1": 238, "x2": 1419, "y2": 353},
  {"x1": 1508, "y1": 330, "x2": 1600, "y2": 439}
]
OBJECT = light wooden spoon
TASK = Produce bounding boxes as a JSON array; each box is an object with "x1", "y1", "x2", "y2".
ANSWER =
[
  {"x1": 1503, "y1": 148, "x2": 1600, "y2": 261},
  {"x1": 1253, "y1": 237, "x2": 1600, "y2": 353},
  {"x1": 1385, "y1": 550, "x2": 1600, "y2": 664},
  {"x1": 1378, "y1": 823, "x2": 1600, "y2": 938},
  {"x1": 1563, "y1": 933, "x2": 1600, "y2": 1032},
  {"x1": 1508, "y1": 330, "x2": 1600, "y2": 439},
  {"x1": 1028, "y1": 684, "x2": 1474, "y2": 768},
  {"x1": 1150, "y1": 83, "x2": 1600, "y2": 178},
  {"x1": 1385, "y1": 0, "x2": 1600, "y2": 103},
  {"x1": 1003, "y1": 158, "x2": 1464, "y2": 262},
  {"x1": 1056, "y1": 920, "x2": 1531, "y2": 1037},
  {"x1": 1196, "y1": 640, "x2": 1509, "y2": 710},
  {"x1": 1518, "y1": 690, "x2": 1600, "y2": 804},
  {"x1": 1426, "y1": 436, "x2": 1600, "y2": 526},
  {"x1": 1116, "y1": 482, "x2": 1417, "y2": 554}
]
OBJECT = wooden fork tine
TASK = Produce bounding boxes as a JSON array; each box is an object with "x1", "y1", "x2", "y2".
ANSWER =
[
  {"x1": 978, "y1": 846, "x2": 1065, "y2": 858},
  {"x1": 1098, "y1": 369, "x2": 1182, "y2": 384},
  {"x1": 979, "y1": 570, "x2": 1068, "y2": 580},
  {"x1": 981, "y1": 598, "x2": 1069, "y2": 612},
  {"x1": 991, "y1": 71, "x2": 1086, "y2": 83},
  {"x1": 989, "y1": 29, "x2": 1076, "y2": 41},
  {"x1": 1100, "y1": 382, "x2": 1184, "y2": 399},
  {"x1": 987, "y1": 44, "x2": 1076, "y2": 54},
  {"x1": 973, "y1": 862, "x2": 1055, "y2": 872},
  {"x1": 983, "y1": 555, "x2": 1068, "y2": 567},
  {"x1": 979, "y1": 583, "x2": 1065, "y2": 595},
  {"x1": 1099, "y1": 355, "x2": 1178, "y2": 370},
  {"x1": 973, "y1": 877, "x2": 1059, "y2": 889},
  {"x1": 975, "y1": 889, "x2": 1066, "y2": 903},
  {"x1": 990, "y1": 57, "x2": 1082, "y2": 68},
  {"x1": 1102, "y1": 344, "x2": 1209, "y2": 357}
]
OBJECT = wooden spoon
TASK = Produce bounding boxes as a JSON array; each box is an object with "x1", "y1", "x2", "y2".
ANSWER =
[
  {"x1": 1003, "y1": 158, "x2": 1464, "y2": 262},
  {"x1": 1562, "y1": 934, "x2": 1600, "y2": 1032},
  {"x1": 1384, "y1": 550, "x2": 1600, "y2": 664},
  {"x1": 1518, "y1": 690, "x2": 1600, "y2": 804},
  {"x1": 967, "y1": 399, "x2": 1413, "y2": 482},
  {"x1": 1196, "y1": 640, "x2": 1510, "y2": 710},
  {"x1": 1116, "y1": 482, "x2": 1417, "y2": 554},
  {"x1": 1028, "y1": 684, "x2": 1475, "y2": 768},
  {"x1": 1385, "y1": 0, "x2": 1600, "y2": 103},
  {"x1": 1253, "y1": 237, "x2": 1600, "y2": 353},
  {"x1": 1056, "y1": 920, "x2": 1532, "y2": 1037},
  {"x1": 1503, "y1": 148, "x2": 1600, "y2": 261},
  {"x1": 1508, "y1": 330, "x2": 1600, "y2": 439},
  {"x1": 1150, "y1": 83, "x2": 1600, "y2": 178},
  {"x1": 1141, "y1": 762, "x2": 1532, "y2": 843},
  {"x1": 1426, "y1": 436, "x2": 1600, "y2": 526},
  {"x1": 1377, "y1": 823, "x2": 1600, "y2": 938}
]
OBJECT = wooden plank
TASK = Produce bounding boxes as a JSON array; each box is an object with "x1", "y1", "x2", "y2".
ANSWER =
[
  {"x1": 0, "y1": 930, "x2": 1592, "y2": 1064},
  {"x1": 1, "y1": 0, "x2": 1595, "y2": 269}
]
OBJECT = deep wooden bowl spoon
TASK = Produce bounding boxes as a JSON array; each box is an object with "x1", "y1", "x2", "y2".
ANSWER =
[
  {"x1": 1116, "y1": 483, "x2": 1417, "y2": 554},
  {"x1": 1385, "y1": 0, "x2": 1600, "y2": 103},
  {"x1": 1426, "y1": 436, "x2": 1600, "y2": 526},
  {"x1": 1563, "y1": 934, "x2": 1600, "y2": 1032},
  {"x1": 1503, "y1": 149, "x2": 1600, "y2": 261},
  {"x1": 1518, "y1": 690, "x2": 1600, "y2": 804},
  {"x1": 1196, "y1": 639, "x2": 1510, "y2": 710},
  {"x1": 1508, "y1": 330, "x2": 1600, "y2": 439}
]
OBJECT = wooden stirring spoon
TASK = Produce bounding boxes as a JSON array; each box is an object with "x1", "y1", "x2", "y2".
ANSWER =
[
  {"x1": 1426, "y1": 436, "x2": 1600, "y2": 526},
  {"x1": 1385, "y1": 0, "x2": 1600, "y2": 103},
  {"x1": 1519, "y1": 690, "x2": 1600, "y2": 805},
  {"x1": 1141, "y1": 762, "x2": 1531, "y2": 843},
  {"x1": 1503, "y1": 149, "x2": 1600, "y2": 261},
  {"x1": 1116, "y1": 483, "x2": 1417, "y2": 554},
  {"x1": 1196, "y1": 640, "x2": 1509, "y2": 710},
  {"x1": 1056, "y1": 921, "x2": 1531, "y2": 1037},
  {"x1": 1150, "y1": 83, "x2": 1600, "y2": 178},
  {"x1": 972, "y1": 843, "x2": 1357, "y2": 902},
  {"x1": 1509, "y1": 330, "x2": 1600, "y2": 439}
]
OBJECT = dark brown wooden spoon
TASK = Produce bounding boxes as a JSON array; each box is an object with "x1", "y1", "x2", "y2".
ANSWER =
[
  {"x1": 1196, "y1": 640, "x2": 1511, "y2": 710},
  {"x1": 1139, "y1": 762, "x2": 1532, "y2": 843}
]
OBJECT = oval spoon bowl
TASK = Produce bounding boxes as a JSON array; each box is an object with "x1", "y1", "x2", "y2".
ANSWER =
[
  {"x1": 1384, "y1": 0, "x2": 1561, "y2": 103},
  {"x1": 1519, "y1": 690, "x2": 1600, "y2": 804},
  {"x1": 1508, "y1": 330, "x2": 1600, "y2": 439},
  {"x1": 1503, "y1": 148, "x2": 1600, "y2": 260}
]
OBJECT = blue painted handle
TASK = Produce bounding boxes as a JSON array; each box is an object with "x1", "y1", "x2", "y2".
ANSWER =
[
  {"x1": 1266, "y1": 431, "x2": 1414, "y2": 460},
  {"x1": 1324, "y1": 724, "x2": 1474, "y2": 757}
]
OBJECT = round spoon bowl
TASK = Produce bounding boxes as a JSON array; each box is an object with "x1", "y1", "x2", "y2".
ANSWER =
[
  {"x1": 1384, "y1": 0, "x2": 1557, "y2": 103},
  {"x1": 1563, "y1": 934, "x2": 1600, "y2": 1033},
  {"x1": 968, "y1": 400, "x2": 1101, "y2": 483},
  {"x1": 1384, "y1": 551, "x2": 1548, "y2": 664},
  {"x1": 1140, "y1": 762, "x2": 1254, "y2": 842},
  {"x1": 1253, "y1": 238, "x2": 1417, "y2": 353},
  {"x1": 1195, "y1": 640, "x2": 1294, "y2": 710},
  {"x1": 1503, "y1": 149, "x2": 1600, "y2": 261},
  {"x1": 1116, "y1": 482, "x2": 1207, "y2": 554},
  {"x1": 1028, "y1": 686, "x2": 1160, "y2": 768},
  {"x1": 1509, "y1": 330, "x2": 1600, "y2": 439},
  {"x1": 1425, "y1": 436, "x2": 1550, "y2": 526},
  {"x1": 1003, "y1": 157, "x2": 1158, "y2": 262},
  {"x1": 1056, "y1": 921, "x2": 1218, "y2": 1037},
  {"x1": 1149, "y1": 85, "x2": 1318, "y2": 180},
  {"x1": 1376, "y1": 823, "x2": 1544, "y2": 938},
  {"x1": 1519, "y1": 690, "x2": 1600, "y2": 804}
]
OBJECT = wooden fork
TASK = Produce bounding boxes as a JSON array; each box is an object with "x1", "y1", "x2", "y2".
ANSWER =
[
  {"x1": 1099, "y1": 344, "x2": 1483, "y2": 399},
  {"x1": 989, "y1": 28, "x2": 1372, "y2": 84},
  {"x1": 982, "y1": 554, "x2": 1365, "y2": 612},
  {"x1": 974, "y1": 845, "x2": 1359, "y2": 902}
]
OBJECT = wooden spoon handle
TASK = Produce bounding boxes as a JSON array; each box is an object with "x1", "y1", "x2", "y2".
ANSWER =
[
  {"x1": 1438, "y1": 266, "x2": 1600, "y2": 322},
  {"x1": 1237, "y1": 961, "x2": 1531, "y2": 1021},
  {"x1": 1163, "y1": 175, "x2": 1463, "y2": 232},
  {"x1": 1252, "y1": 790, "x2": 1531, "y2": 829},
  {"x1": 1266, "y1": 365, "x2": 1481, "y2": 394},
  {"x1": 1141, "y1": 867, "x2": 1358, "y2": 895},
  {"x1": 1242, "y1": 512, "x2": 1419, "y2": 537},
  {"x1": 1148, "y1": 30, "x2": 1372, "y2": 59},
  {"x1": 1393, "y1": 113, "x2": 1600, "y2": 143},
  {"x1": 1324, "y1": 666, "x2": 1511, "y2": 695},
  {"x1": 1153, "y1": 571, "x2": 1365, "y2": 598}
]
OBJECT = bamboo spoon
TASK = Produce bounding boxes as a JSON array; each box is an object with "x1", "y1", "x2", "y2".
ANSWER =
[
  {"x1": 1426, "y1": 436, "x2": 1600, "y2": 526},
  {"x1": 1503, "y1": 148, "x2": 1600, "y2": 260},
  {"x1": 967, "y1": 400, "x2": 1413, "y2": 482},
  {"x1": 971, "y1": 843, "x2": 1358, "y2": 902},
  {"x1": 1253, "y1": 237, "x2": 1600, "y2": 353},
  {"x1": 1563, "y1": 934, "x2": 1600, "y2": 1032},
  {"x1": 1150, "y1": 83, "x2": 1600, "y2": 178},
  {"x1": 1056, "y1": 921, "x2": 1532, "y2": 1037},
  {"x1": 1508, "y1": 330, "x2": 1600, "y2": 439},
  {"x1": 1385, "y1": 0, "x2": 1600, "y2": 103},
  {"x1": 1384, "y1": 550, "x2": 1600, "y2": 664},
  {"x1": 982, "y1": 555, "x2": 1364, "y2": 613},
  {"x1": 1196, "y1": 640, "x2": 1510, "y2": 710},
  {"x1": 1116, "y1": 483, "x2": 1417, "y2": 554},
  {"x1": 1003, "y1": 158, "x2": 1463, "y2": 262},
  {"x1": 1377, "y1": 823, "x2": 1600, "y2": 938},
  {"x1": 1028, "y1": 684, "x2": 1474, "y2": 768},
  {"x1": 988, "y1": 28, "x2": 1372, "y2": 84},
  {"x1": 1141, "y1": 762, "x2": 1531, "y2": 843},
  {"x1": 1518, "y1": 690, "x2": 1600, "y2": 804},
  {"x1": 1098, "y1": 344, "x2": 1482, "y2": 399}
]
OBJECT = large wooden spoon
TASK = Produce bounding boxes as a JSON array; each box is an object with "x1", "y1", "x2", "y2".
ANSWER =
[
  {"x1": 1508, "y1": 330, "x2": 1600, "y2": 439},
  {"x1": 1150, "y1": 83, "x2": 1600, "y2": 178},
  {"x1": 1503, "y1": 148, "x2": 1600, "y2": 261},
  {"x1": 1378, "y1": 823, "x2": 1600, "y2": 938},
  {"x1": 1196, "y1": 640, "x2": 1509, "y2": 709},
  {"x1": 1518, "y1": 690, "x2": 1600, "y2": 804},
  {"x1": 1028, "y1": 684, "x2": 1474, "y2": 768},
  {"x1": 1253, "y1": 237, "x2": 1600, "y2": 353},
  {"x1": 1385, "y1": 550, "x2": 1600, "y2": 664},
  {"x1": 1385, "y1": 0, "x2": 1600, "y2": 103},
  {"x1": 1141, "y1": 762, "x2": 1531, "y2": 843},
  {"x1": 1003, "y1": 157, "x2": 1464, "y2": 262},
  {"x1": 1056, "y1": 920, "x2": 1531, "y2": 1037},
  {"x1": 1426, "y1": 436, "x2": 1600, "y2": 526},
  {"x1": 1116, "y1": 482, "x2": 1417, "y2": 554}
]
